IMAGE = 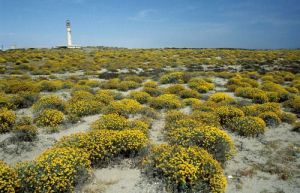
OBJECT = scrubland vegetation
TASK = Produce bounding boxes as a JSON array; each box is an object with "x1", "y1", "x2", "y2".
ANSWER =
[{"x1": 0, "y1": 48, "x2": 299, "y2": 193}]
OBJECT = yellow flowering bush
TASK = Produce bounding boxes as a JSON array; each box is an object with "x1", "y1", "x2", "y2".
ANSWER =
[
  {"x1": 91, "y1": 113, "x2": 128, "y2": 130},
  {"x1": 164, "y1": 84, "x2": 186, "y2": 94},
  {"x1": 194, "y1": 100, "x2": 218, "y2": 112},
  {"x1": 65, "y1": 98, "x2": 103, "y2": 119},
  {"x1": 226, "y1": 76, "x2": 259, "y2": 91},
  {"x1": 261, "y1": 81, "x2": 289, "y2": 101},
  {"x1": 0, "y1": 160, "x2": 19, "y2": 193},
  {"x1": 142, "y1": 86, "x2": 163, "y2": 97},
  {"x1": 228, "y1": 116, "x2": 266, "y2": 137},
  {"x1": 144, "y1": 145, "x2": 227, "y2": 193},
  {"x1": 241, "y1": 102, "x2": 281, "y2": 117},
  {"x1": 0, "y1": 92, "x2": 14, "y2": 109},
  {"x1": 258, "y1": 112, "x2": 281, "y2": 126},
  {"x1": 17, "y1": 147, "x2": 91, "y2": 193},
  {"x1": 208, "y1": 92, "x2": 235, "y2": 104},
  {"x1": 160, "y1": 72, "x2": 185, "y2": 84},
  {"x1": 39, "y1": 80, "x2": 64, "y2": 92},
  {"x1": 150, "y1": 94, "x2": 182, "y2": 109},
  {"x1": 179, "y1": 89, "x2": 201, "y2": 99},
  {"x1": 55, "y1": 130, "x2": 148, "y2": 164},
  {"x1": 32, "y1": 95, "x2": 65, "y2": 113},
  {"x1": 190, "y1": 111, "x2": 221, "y2": 128},
  {"x1": 0, "y1": 108, "x2": 16, "y2": 133},
  {"x1": 215, "y1": 106, "x2": 244, "y2": 125},
  {"x1": 167, "y1": 126, "x2": 235, "y2": 163},
  {"x1": 105, "y1": 99, "x2": 142, "y2": 117},
  {"x1": 235, "y1": 87, "x2": 270, "y2": 103},
  {"x1": 129, "y1": 91, "x2": 151, "y2": 104},
  {"x1": 128, "y1": 119, "x2": 150, "y2": 134},
  {"x1": 188, "y1": 78, "x2": 214, "y2": 93},
  {"x1": 143, "y1": 81, "x2": 158, "y2": 88},
  {"x1": 13, "y1": 117, "x2": 37, "y2": 141},
  {"x1": 35, "y1": 109, "x2": 64, "y2": 128},
  {"x1": 182, "y1": 98, "x2": 202, "y2": 108},
  {"x1": 280, "y1": 112, "x2": 297, "y2": 124},
  {"x1": 71, "y1": 90, "x2": 95, "y2": 101},
  {"x1": 95, "y1": 89, "x2": 115, "y2": 104},
  {"x1": 118, "y1": 80, "x2": 140, "y2": 91}
]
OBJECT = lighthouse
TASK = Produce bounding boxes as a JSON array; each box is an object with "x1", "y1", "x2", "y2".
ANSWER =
[{"x1": 66, "y1": 20, "x2": 72, "y2": 47}]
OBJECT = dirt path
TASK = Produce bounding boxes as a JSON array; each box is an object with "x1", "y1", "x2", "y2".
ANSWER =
[{"x1": 149, "y1": 112, "x2": 166, "y2": 145}]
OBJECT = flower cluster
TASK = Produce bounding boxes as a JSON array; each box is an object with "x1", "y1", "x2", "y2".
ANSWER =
[
  {"x1": 150, "y1": 94, "x2": 182, "y2": 109},
  {"x1": 39, "y1": 80, "x2": 64, "y2": 92},
  {"x1": 0, "y1": 160, "x2": 19, "y2": 193},
  {"x1": 226, "y1": 76, "x2": 259, "y2": 91},
  {"x1": 144, "y1": 145, "x2": 227, "y2": 193},
  {"x1": 235, "y1": 87, "x2": 269, "y2": 103},
  {"x1": 190, "y1": 111, "x2": 221, "y2": 128},
  {"x1": 35, "y1": 108, "x2": 64, "y2": 128},
  {"x1": 16, "y1": 147, "x2": 91, "y2": 193},
  {"x1": 32, "y1": 95, "x2": 65, "y2": 113},
  {"x1": 55, "y1": 130, "x2": 148, "y2": 165},
  {"x1": 0, "y1": 107, "x2": 16, "y2": 133},
  {"x1": 228, "y1": 116, "x2": 266, "y2": 137},
  {"x1": 188, "y1": 78, "x2": 214, "y2": 93}
]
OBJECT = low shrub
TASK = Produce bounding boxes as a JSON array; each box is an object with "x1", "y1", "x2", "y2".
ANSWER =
[
  {"x1": 280, "y1": 112, "x2": 297, "y2": 124},
  {"x1": 190, "y1": 111, "x2": 221, "y2": 128},
  {"x1": 0, "y1": 92, "x2": 14, "y2": 109},
  {"x1": 228, "y1": 116, "x2": 266, "y2": 137},
  {"x1": 160, "y1": 72, "x2": 185, "y2": 84},
  {"x1": 142, "y1": 86, "x2": 163, "y2": 97},
  {"x1": 179, "y1": 89, "x2": 201, "y2": 99},
  {"x1": 283, "y1": 96, "x2": 300, "y2": 114},
  {"x1": 167, "y1": 126, "x2": 235, "y2": 163},
  {"x1": 129, "y1": 91, "x2": 151, "y2": 104},
  {"x1": 35, "y1": 109, "x2": 64, "y2": 128},
  {"x1": 17, "y1": 147, "x2": 91, "y2": 193},
  {"x1": 95, "y1": 90, "x2": 115, "y2": 104},
  {"x1": 215, "y1": 106, "x2": 244, "y2": 125},
  {"x1": 32, "y1": 95, "x2": 65, "y2": 113},
  {"x1": 91, "y1": 114, "x2": 128, "y2": 130},
  {"x1": 144, "y1": 145, "x2": 227, "y2": 193},
  {"x1": 258, "y1": 112, "x2": 281, "y2": 126},
  {"x1": 261, "y1": 81, "x2": 289, "y2": 101},
  {"x1": 39, "y1": 80, "x2": 64, "y2": 92},
  {"x1": 208, "y1": 92, "x2": 234, "y2": 104},
  {"x1": 188, "y1": 78, "x2": 214, "y2": 93},
  {"x1": 182, "y1": 98, "x2": 202, "y2": 108},
  {"x1": 0, "y1": 108, "x2": 16, "y2": 133},
  {"x1": 150, "y1": 94, "x2": 182, "y2": 109},
  {"x1": 139, "y1": 106, "x2": 159, "y2": 119},
  {"x1": 143, "y1": 81, "x2": 158, "y2": 88},
  {"x1": 12, "y1": 91, "x2": 39, "y2": 108},
  {"x1": 0, "y1": 160, "x2": 19, "y2": 193},
  {"x1": 118, "y1": 80, "x2": 140, "y2": 91},
  {"x1": 241, "y1": 103, "x2": 281, "y2": 117},
  {"x1": 13, "y1": 117, "x2": 37, "y2": 141},
  {"x1": 65, "y1": 99, "x2": 103, "y2": 118},
  {"x1": 164, "y1": 84, "x2": 186, "y2": 94},
  {"x1": 55, "y1": 130, "x2": 148, "y2": 164},
  {"x1": 105, "y1": 99, "x2": 142, "y2": 117}
]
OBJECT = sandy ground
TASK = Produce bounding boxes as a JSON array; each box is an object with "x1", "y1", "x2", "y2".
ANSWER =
[
  {"x1": 149, "y1": 112, "x2": 166, "y2": 145},
  {"x1": 225, "y1": 123, "x2": 300, "y2": 193},
  {"x1": 79, "y1": 159, "x2": 166, "y2": 193},
  {"x1": 0, "y1": 114, "x2": 100, "y2": 165}
]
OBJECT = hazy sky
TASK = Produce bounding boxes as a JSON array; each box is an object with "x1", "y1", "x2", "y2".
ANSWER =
[{"x1": 0, "y1": 0, "x2": 300, "y2": 49}]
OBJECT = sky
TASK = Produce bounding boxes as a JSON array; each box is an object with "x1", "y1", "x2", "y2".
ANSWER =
[{"x1": 0, "y1": 0, "x2": 300, "y2": 49}]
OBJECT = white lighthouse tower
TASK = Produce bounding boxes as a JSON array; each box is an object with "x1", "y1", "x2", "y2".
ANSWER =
[{"x1": 66, "y1": 20, "x2": 72, "y2": 47}]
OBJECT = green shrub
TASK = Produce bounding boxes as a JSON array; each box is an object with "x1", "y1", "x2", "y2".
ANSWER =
[
  {"x1": 179, "y1": 89, "x2": 201, "y2": 99},
  {"x1": 280, "y1": 112, "x2": 297, "y2": 124},
  {"x1": 33, "y1": 95, "x2": 65, "y2": 113},
  {"x1": 258, "y1": 112, "x2": 281, "y2": 126},
  {"x1": 190, "y1": 111, "x2": 221, "y2": 128},
  {"x1": 13, "y1": 116, "x2": 37, "y2": 141},
  {"x1": 208, "y1": 92, "x2": 235, "y2": 104},
  {"x1": 160, "y1": 72, "x2": 185, "y2": 84},
  {"x1": 283, "y1": 96, "x2": 300, "y2": 114},
  {"x1": 188, "y1": 78, "x2": 214, "y2": 93}
]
